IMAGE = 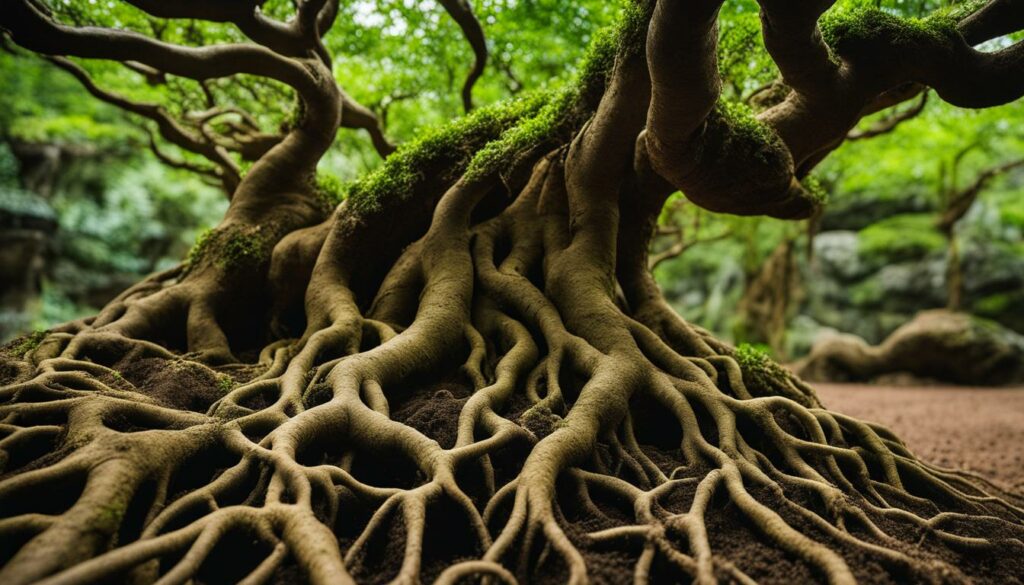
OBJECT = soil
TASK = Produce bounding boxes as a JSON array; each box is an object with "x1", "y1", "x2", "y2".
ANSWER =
[{"x1": 815, "y1": 383, "x2": 1024, "y2": 492}]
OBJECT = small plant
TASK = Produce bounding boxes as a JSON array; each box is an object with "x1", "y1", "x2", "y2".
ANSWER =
[{"x1": 218, "y1": 375, "x2": 237, "y2": 393}]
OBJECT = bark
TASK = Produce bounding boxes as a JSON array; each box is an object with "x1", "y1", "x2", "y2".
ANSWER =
[{"x1": 2, "y1": 1, "x2": 1024, "y2": 583}]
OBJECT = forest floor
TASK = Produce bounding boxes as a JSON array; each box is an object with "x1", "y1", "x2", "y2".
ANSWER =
[{"x1": 815, "y1": 383, "x2": 1024, "y2": 493}]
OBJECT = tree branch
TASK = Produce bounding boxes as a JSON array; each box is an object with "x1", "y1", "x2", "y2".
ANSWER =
[
  {"x1": 756, "y1": 1, "x2": 1024, "y2": 175},
  {"x1": 44, "y1": 56, "x2": 245, "y2": 193},
  {"x1": 145, "y1": 129, "x2": 229, "y2": 188},
  {"x1": 339, "y1": 91, "x2": 396, "y2": 158},
  {"x1": 649, "y1": 227, "x2": 733, "y2": 270},
  {"x1": 914, "y1": 39, "x2": 1024, "y2": 108},
  {"x1": 847, "y1": 91, "x2": 928, "y2": 141},
  {"x1": 756, "y1": 0, "x2": 842, "y2": 97},
  {"x1": 938, "y1": 157, "x2": 1024, "y2": 232},
  {"x1": 439, "y1": 0, "x2": 489, "y2": 112},
  {"x1": 0, "y1": 0, "x2": 320, "y2": 98},
  {"x1": 959, "y1": 0, "x2": 1024, "y2": 45},
  {"x1": 119, "y1": 0, "x2": 336, "y2": 60},
  {"x1": 646, "y1": 0, "x2": 724, "y2": 146}
]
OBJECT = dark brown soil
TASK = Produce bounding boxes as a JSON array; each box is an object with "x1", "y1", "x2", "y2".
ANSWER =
[{"x1": 816, "y1": 383, "x2": 1024, "y2": 492}]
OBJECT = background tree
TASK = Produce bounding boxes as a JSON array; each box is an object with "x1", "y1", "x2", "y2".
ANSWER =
[
  {"x1": 657, "y1": 75, "x2": 1024, "y2": 357},
  {"x1": 936, "y1": 148, "x2": 1024, "y2": 311},
  {"x1": 2, "y1": 1, "x2": 1024, "y2": 584}
]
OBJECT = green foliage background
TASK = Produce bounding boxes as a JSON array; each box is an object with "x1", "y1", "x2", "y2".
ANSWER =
[{"x1": 1, "y1": 0, "x2": 1021, "y2": 351}]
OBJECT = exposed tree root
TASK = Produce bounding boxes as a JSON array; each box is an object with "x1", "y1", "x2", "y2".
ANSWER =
[
  {"x1": 2, "y1": 152, "x2": 1023, "y2": 583},
  {"x1": 3, "y1": 1, "x2": 1024, "y2": 582}
]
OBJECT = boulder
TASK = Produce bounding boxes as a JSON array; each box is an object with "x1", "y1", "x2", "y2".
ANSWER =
[{"x1": 794, "y1": 310, "x2": 1024, "y2": 386}]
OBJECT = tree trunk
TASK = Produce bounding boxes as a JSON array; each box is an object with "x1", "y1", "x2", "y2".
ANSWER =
[
  {"x1": 945, "y1": 228, "x2": 964, "y2": 312},
  {"x1": 736, "y1": 239, "x2": 799, "y2": 358}
]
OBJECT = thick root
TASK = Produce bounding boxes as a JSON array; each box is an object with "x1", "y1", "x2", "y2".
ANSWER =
[{"x1": 2, "y1": 163, "x2": 1022, "y2": 585}]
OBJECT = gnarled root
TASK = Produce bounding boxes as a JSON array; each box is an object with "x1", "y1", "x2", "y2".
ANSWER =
[{"x1": 2, "y1": 153, "x2": 1022, "y2": 585}]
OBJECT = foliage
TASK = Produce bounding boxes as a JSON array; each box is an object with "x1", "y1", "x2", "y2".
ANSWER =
[
  {"x1": 0, "y1": 0, "x2": 1020, "y2": 351},
  {"x1": 0, "y1": 143, "x2": 21, "y2": 187},
  {"x1": 0, "y1": 52, "x2": 131, "y2": 147},
  {"x1": 53, "y1": 159, "x2": 225, "y2": 272},
  {"x1": 314, "y1": 171, "x2": 345, "y2": 207},
  {"x1": 717, "y1": 0, "x2": 778, "y2": 99},
  {"x1": 857, "y1": 213, "x2": 946, "y2": 265}
]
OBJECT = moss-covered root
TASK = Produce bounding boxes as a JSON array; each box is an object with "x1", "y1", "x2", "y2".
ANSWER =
[{"x1": 3, "y1": 160, "x2": 1024, "y2": 583}]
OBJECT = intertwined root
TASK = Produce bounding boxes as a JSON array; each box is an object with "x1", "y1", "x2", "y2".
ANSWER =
[
  {"x1": 2, "y1": 182, "x2": 1023, "y2": 584},
  {"x1": 1, "y1": 157, "x2": 1022, "y2": 585}
]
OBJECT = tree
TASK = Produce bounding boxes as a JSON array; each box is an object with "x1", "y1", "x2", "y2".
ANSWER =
[
  {"x1": 2, "y1": 1, "x2": 1024, "y2": 583},
  {"x1": 936, "y1": 149, "x2": 1024, "y2": 311}
]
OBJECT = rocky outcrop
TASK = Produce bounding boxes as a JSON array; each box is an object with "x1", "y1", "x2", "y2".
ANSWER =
[
  {"x1": 0, "y1": 186, "x2": 56, "y2": 340},
  {"x1": 794, "y1": 310, "x2": 1024, "y2": 386}
]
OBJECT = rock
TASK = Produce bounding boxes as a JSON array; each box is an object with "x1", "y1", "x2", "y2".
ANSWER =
[
  {"x1": 811, "y1": 231, "x2": 868, "y2": 282},
  {"x1": 820, "y1": 191, "x2": 932, "y2": 232},
  {"x1": 794, "y1": 310, "x2": 1024, "y2": 386},
  {"x1": 0, "y1": 187, "x2": 56, "y2": 341}
]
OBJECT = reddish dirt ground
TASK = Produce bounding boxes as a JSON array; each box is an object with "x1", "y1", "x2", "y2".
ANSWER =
[{"x1": 815, "y1": 383, "x2": 1024, "y2": 492}]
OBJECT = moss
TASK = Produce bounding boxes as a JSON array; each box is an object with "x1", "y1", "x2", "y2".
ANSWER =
[
  {"x1": 705, "y1": 100, "x2": 788, "y2": 167},
  {"x1": 734, "y1": 342, "x2": 788, "y2": 389},
  {"x1": 820, "y1": 6, "x2": 960, "y2": 54},
  {"x1": 801, "y1": 175, "x2": 829, "y2": 205},
  {"x1": 718, "y1": 101, "x2": 781, "y2": 149},
  {"x1": 735, "y1": 342, "x2": 773, "y2": 368},
  {"x1": 186, "y1": 228, "x2": 215, "y2": 267},
  {"x1": 465, "y1": 2, "x2": 653, "y2": 181},
  {"x1": 186, "y1": 225, "x2": 268, "y2": 271},
  {"x1": 519, "y1": 404, "x2": 567, "y2": 440},
  {"x1": 465, "y1": 89, "x2": 576, "y2": 181},
  {"x1": 934, "y1": 0, "x2": 989, "y2": 23},
  {"x1": 344, "y1": 2, "x2": 653, "y2": 212},
  {"x1": 345, "y1": 93, "x2": 549, "y2": 213},
  {"x1": 615, "y1": 0, "x2": 654, "y2": 59},
  {"x1": 575, "y1": 22, "x2": 618, "y2": 93},
  {"x1": 573, "y1": 0, "x2": 651, "y2": 89},
  {"x1": 7, "y1": 330, "x2": 46, "y2": 356},
  {"x1": 221, "y1": 230, "x2": 265, "y2": 266},
  {"x1": 95, "y1": 502, "x2": 127, "y2": 530}
]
